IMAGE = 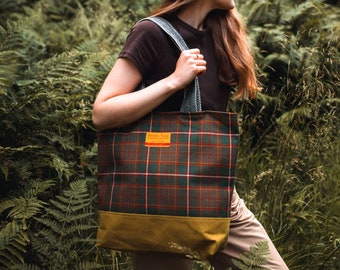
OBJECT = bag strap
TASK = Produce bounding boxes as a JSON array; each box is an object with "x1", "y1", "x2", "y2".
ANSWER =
[{"x1": 140, "y1": 16, "x2": 202, "y2": 112}]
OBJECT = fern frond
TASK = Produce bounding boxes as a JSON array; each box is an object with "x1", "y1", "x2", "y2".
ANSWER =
[
  {"x1": 23, "y1": 179, "x2": 56, "y2": 197},
  {"x1": 4, "y1": 245, "x2": 25, "y2": 264},
  {"x1": 30, "y1": 228, "x2": 58, "y2": 247},
  {"x1": 0, "y1": 50, "x2": 20, "y2": 92},
  {"x1": 55, "y1": 193, "x2": 92, "y2": 204},
  {"x1": 232, "y1": 241, "x2": 270, "y2": 270},
  {"x1": 0, "y1": 179, "x2": 54, "y2": 218},
  {"x1": 49, "y1": 197, "x2": 92, "y2": 214},
  {"x1": 30, "y1": 179, "x2": 98, "y2": 268},
  {"x1": 0, "y1": 221, "x2": 22, "y2": 250},
  {"x1": 32, "y1": 218, "x2": 60, "y2": 235},
  {"x1": 7, "y1": 263, "x2": 41, "y2": 270},
  {"x1": 0, "y1": 220, "x2": 29, "y2": 268},
  {"x1": 48, "y1": 153, "x2": 71, "y2": 180},
  {"x1": 6, "y1": 198, "x2": 46, "y2": 219},
  {"x1": 63, "y1": 224, "x2": 97, "y2": 235}
]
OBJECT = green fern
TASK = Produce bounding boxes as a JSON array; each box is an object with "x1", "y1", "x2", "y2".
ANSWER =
[
  {"x1": 231, "y1": 241, "x2": 270, "y2": 270},
  {"x1": 0, "y1": 179, "x2": 54, "y2": 268},
  {"x1": 0, "y1": 220, "x2": 28, "y2": 267},
  {"x1": 7, "y1": 264, "x2": 41, "y2": 270},
  {"x1": 29, "y1": 179, "x2": 101, "y2": 269}
]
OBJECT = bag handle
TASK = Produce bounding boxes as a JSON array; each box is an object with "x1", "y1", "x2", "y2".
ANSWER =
[{"x1": 140, "y1": 16, "x2": 202, "y2": 112}]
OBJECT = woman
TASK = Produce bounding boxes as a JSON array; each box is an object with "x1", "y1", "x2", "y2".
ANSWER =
[{"x1": 92, "y1": 0, "x2": 289, "y2": 269}]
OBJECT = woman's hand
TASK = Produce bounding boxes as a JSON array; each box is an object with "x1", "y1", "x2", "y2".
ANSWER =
[{"x1": 168, "y1": 48, "x2": 206, "y2": 90}]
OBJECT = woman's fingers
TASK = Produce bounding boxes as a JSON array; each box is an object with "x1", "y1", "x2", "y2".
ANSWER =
[
  {"x1": 191, "y1": 52, "x2": 207, "y2": 74},
  {"x1": 182, "y1": 50, "x2": 206, "y2": 68},
  {"x1": 188, "y1": 50, "x2": 206, "y2": 69},
  {"x1": 170, "y1": 49, "x2": 207, "y2": 89},
  {"x1": 193, "y1": 53, "x2": 204, "y2": 60}
]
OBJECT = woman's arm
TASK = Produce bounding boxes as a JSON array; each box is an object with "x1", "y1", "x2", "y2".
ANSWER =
[{"x1": 92, "y1": 48, "x2": 206, "y2": 130}]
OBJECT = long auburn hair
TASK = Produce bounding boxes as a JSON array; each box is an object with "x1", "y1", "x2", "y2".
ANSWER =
[{"x1": 151, "y1": 0, "x2": 261, "y2": 99}]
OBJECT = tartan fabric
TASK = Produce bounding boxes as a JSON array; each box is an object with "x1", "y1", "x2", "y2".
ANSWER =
[{"x1": 97, "y1": 111, "x2": 240, "y2": 218}]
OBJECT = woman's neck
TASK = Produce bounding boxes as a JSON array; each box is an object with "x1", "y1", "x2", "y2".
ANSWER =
[{"x1": 176, "y1": 2, "x2": 213, "y2": 30}]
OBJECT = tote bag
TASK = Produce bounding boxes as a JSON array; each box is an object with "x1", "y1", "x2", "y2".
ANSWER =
[{"x1": 96, "y1": 17, "x2": 240, "y2": 260}]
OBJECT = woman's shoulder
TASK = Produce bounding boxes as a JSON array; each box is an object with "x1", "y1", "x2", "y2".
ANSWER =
[
  {"x1": 130, "y1": 18, "x2": 167, "y2": 40},
  {"x1": 120, "y1": 18, "x2": 173, "y2": 77}
]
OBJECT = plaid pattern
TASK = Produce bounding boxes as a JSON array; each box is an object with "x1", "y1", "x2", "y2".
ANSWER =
[{"x1": 97, "y1": 111, "x2": 239, "y2": 218}]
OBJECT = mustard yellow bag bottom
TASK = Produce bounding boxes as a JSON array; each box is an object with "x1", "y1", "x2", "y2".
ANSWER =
[{"x1": 96, "y1": 211, "x2": 230, "y2": 259}]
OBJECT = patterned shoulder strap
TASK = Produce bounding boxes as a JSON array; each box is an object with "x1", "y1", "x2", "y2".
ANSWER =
[{"x1": 139, "y1": 16, "x2": 202, "y2": 113}]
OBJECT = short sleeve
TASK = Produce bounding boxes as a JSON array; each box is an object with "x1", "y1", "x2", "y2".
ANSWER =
[{"x1": 119, "y1": 20, "x2": 165, "y2": 76}]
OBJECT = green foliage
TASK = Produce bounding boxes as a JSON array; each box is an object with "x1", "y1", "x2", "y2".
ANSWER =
[
  {"x1": 235, "y1": 0, "x2": 340, "y2": 269},
  {"x1": 0, "y1": 0, "x2": 149, "y2": 268},
  {"x1": 0, "y1": 179, "x2": 54, "y2": 268},
  {"x1": 29, "y1": 179, "x2": 102, "y2": 269},
  {"x1": 0, "y1": 0, "x2": 339, "y2": 269},
  {"x1": 232, "y1": 241, "x2": 270, "y2": 270}
]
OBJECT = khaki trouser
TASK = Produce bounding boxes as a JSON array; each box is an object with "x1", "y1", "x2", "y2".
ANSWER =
[{"x1": 132, "y1": 190, "x2": 289, "y2": 270}]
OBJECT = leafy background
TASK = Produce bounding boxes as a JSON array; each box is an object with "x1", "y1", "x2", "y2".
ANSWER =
[{"x1": 0, "y1": 0, "x2": 339, "y2": 269}]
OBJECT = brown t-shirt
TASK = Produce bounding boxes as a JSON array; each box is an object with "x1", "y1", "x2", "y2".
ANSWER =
[{"x1": 119, "y1": 15, "x2": 232, "y2": 112}]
